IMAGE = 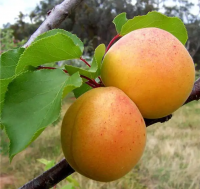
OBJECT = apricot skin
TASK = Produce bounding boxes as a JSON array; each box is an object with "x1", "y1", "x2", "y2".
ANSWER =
[
  {"x1": 61, "y1": 87, "x2": 146, "y2": 182},
  {"x1": 101, "y1": 28, "x2": 195, "y2": 119}
]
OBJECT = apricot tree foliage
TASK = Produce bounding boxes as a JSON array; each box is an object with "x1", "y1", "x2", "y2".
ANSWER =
[{"x1": 0, "y1": 0, "x2": 200, "y2": 188}]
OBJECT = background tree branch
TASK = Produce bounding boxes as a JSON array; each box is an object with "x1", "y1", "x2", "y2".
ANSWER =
[
  {"x1": 19, "y1": 78, "x2": 200, "y2": 189},
  {"x1": 23, "y1": 0, "x2": 84, "y2": 47}
]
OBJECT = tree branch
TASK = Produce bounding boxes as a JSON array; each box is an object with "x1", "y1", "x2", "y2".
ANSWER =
[
  {"x1": 23, "y1": 0, "x2": 84, "y2": 47},
  {"x1": 145, "y1": 114, "x2": 173, "y2": 126},
  {"x1": 19, "y1": 77, "x2": 200, "y2": 189},
  {"x1": 19, "y1": 159, "x2": 74, "y2": 189},
  {"x1": 184, "y1": 77, "x2": 200, "y2": 104}
]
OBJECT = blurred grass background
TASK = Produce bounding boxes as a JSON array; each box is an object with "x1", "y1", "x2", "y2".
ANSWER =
[{"x1": 0, "y1": 95, "x2": 200, "y2": 189}]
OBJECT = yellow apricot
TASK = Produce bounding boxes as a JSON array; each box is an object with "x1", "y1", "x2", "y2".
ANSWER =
[
  {"x1": 61, "y1": 87, "x2": 146, "y2": 182},
  {"x1": 101, "y1": 27, "x2": 195, "y2": 119}
]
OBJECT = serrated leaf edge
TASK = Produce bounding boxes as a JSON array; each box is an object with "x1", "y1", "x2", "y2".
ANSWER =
[
  {"x1": 62, "y1": 72, "x2": 83, "y2": 98},
  {"x1": 1, "y1": 70, "x2": 35, "y2": 161},
  {"x1": 9, "y1": 69, "x2": 66, "y2": 160},
  {"x1": 16, "y1": 33, "x2": 83, "y2": 74},
  {"x1": 6, "y1": 70, "x2": 82, "y2": 161},
  {"x1": 35, "y1": 29, "x2": 84, "y2": 53},
  {"x1": 0, "y1": 48, "x2": 25, "y2": 80}
]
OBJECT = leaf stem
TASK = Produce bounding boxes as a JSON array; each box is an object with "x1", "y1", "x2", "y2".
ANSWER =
[
  {"x1": 98, "y1": 76, "x2": 102, "y2": 83},
  {"x1": 80, "y1": 57, "x2": 91, "y2": 67},
  {"x1": 80, "y1": 75, "x2": 101, "y2": 87},
  {"x1": 86, "y1": 81, "x2": 98, "y2": 88},
  {"x1": 106, "y1": 34, "x2": 121, "y2": 52},
  {"x1": 80, "y1": 57, "x2": 103, "y2": 86},
  {"x1": 37, "y1": 66, "x2": 101, "y2": 88},
  {"x1": 37, "y1": 66, "x2": 68, "y2": 73}
]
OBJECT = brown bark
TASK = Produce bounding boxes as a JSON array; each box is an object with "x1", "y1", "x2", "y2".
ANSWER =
[{"x1": 19, "y1": 159, "x2": 74, "y2": 189}]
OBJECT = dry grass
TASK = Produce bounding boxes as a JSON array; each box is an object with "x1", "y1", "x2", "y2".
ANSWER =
[
  {"x1": 0, "y1": 100, "x2": 200, "y2": 189},
  {"x1": 139, "y1": 101, "x2": 200, "y2": 189}
]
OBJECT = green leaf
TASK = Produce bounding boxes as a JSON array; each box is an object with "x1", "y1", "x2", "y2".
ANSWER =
[
  {"x1": 65, "y1": 44, "x2": 105, "y2": 79},
  {"x1": 60, "y1": 183, "x2": 75, "y2": 189},
  {"x1": 73, "y1": 82, "x2": 92, "y2": 98},
  {"x1": 0, "y1": 78, "x2": 13, "y2": 130},
  {"x1": 37, "y1": 158, "x2": 55, "y2": 171},
  {"x1": 16, "y1": 33, "x2": 83, "y2": 74},
  {"x1": 0, "y1": 49, "x2": 26, "y2": 118},
  {"x1": 45, "y1": 161, "x2": 56, "y2": 170},
  {"x1": 0, "y1": 48, "x2": 25, "y2": 79},
  {"x1": 90, "y1": 44, "x2": 106, "y2": 78},
  {"x1": 113, "y1": 12, "x2": 128, "y2": 34},
  {"x1": 66, "y1": 175, "x2": 80, "y2": 187},
  {"x1": 62, "y1": 72, "x2": 83, "y2": 98},
  {"x1": 1, "y1": 69, "x2": 82, "y2": 160},
  {"x1": 121, "y1": 11, "x2": 188, "y2": 44},
  {"x1": 0, "y1": 123, "x2": 3, "y2": 130},
  {"x1": 37, "y1": 158, "x2": 50, "y2": 165},
  {"x1": 34, "y1": 29, "x2": 84, "y2": 52},
  {"x1": 0, "y1": 78, "x2": 13, "y2": 117}
]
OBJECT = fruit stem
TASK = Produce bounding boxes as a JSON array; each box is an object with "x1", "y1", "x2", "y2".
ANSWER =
[
  {"x1": 106, "y1": 34, "x2": 121, "y2": 52},
  {"x1": 98, "y1": 76, "x2": 102, "y2": 83}
]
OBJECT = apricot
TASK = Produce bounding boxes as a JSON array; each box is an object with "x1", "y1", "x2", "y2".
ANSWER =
[
  {"x1": 101, "y1": 27, "x2": 195, "y2": 119},
  {"x1": 61, "y1": 87, "x2": 146, "y2": 182}
]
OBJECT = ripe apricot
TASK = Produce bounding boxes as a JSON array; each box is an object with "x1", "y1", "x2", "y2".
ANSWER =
[
  {"x1": 61, "y1": 87, "x2": 146, "y2": 182},
  {"x1": 101, "y1": 28, "x2": 195, "y2": 119}
]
